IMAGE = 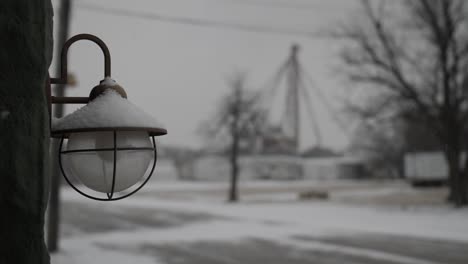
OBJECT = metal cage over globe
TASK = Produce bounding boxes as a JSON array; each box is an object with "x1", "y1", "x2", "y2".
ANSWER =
[{"x1": 57, "y1": 130, "x2": 158, "y2": 201}]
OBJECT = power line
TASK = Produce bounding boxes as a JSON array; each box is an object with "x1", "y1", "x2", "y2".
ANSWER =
[
  {"x1": 302, "y1": 68, "x2": 350, "y2": 138},
  {"x1": 76, "y1": 3, "x2": 319, "y2": 38},
  {"x1": 299, "y1": 76, "x2": 323, "y2": 146},
  {"x1": 220, "y1": 0, "x2": 322, "y2": 11}
]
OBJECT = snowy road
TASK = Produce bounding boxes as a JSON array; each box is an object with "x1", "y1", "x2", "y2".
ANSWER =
[{"x1": 51, "y1": 182, "x2": 468, "y2": 264}]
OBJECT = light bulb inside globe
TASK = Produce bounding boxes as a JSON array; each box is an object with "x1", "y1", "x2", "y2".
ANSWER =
[{"x1": 63, "y1": 131, "x2": 153, "y2": 193}]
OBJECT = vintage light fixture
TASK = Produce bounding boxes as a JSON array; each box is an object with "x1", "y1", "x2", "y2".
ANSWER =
[{"x1": 48, "y1": 34, "x2": 167, "y2": 201}]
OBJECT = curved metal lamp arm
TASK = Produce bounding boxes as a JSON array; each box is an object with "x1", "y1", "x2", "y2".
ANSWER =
[
  {"x1": 47, "y1": 34, "x2": 113, "y2": 131},
  {"x1": 50, "y1": 33, "x2": 111, "y2": 85},
  {"x1": 48, "y1": 33, "x2": 112, "y2": 107}
]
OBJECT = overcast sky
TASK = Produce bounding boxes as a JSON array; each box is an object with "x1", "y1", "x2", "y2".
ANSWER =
[{"x1": 51, "y1": 0, "x2": 361, "y2": 151}]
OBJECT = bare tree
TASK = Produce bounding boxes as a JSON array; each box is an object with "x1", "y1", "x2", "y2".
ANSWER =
[
  {"x1": 347, "y1": 95, "x2": 440, "y2": 179},
  {"x1": 202, "y1": 72, "x2": 264, "y2": 202},
  {"x1": 338, "y1": 0, "x2": 468, "y2": 206}
]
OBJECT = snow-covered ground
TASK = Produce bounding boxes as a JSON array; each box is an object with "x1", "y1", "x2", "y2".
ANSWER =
[{"x1": 51, "y1": 180, "x2": 468, "y2": 264}]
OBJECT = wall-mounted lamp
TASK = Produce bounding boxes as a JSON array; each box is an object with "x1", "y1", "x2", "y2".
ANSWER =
[{"x1": 48, "y1": 34, "x2": 167, "y2": 201}]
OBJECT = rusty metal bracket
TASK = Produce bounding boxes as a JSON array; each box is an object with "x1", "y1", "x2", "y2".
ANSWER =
[{"x1": 50, "y1": 33, "x2": 111, "y2": 85}]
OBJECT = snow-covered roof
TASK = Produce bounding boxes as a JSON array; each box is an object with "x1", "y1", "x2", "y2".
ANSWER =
[{"x1": 51, "y1": 89, "x2": 166, "y2": 137}]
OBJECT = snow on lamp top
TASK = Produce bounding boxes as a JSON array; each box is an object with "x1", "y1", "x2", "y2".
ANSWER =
[
  {"x1": 52, "y1": 86, "x2": 166, "y2": 137},
  {"x1": 100, "y1": 76, "x2": 117, "y2": 87}
]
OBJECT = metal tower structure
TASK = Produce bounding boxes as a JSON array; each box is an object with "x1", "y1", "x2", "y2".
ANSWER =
[
  {"x1": 285, "y1": 44, "x2": 301, "y2": 153},
  {"x1": 259, "y1": 44, "x2": 343, "y2": 155}
]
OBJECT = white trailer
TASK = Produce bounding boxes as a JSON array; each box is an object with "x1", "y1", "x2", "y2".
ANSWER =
[{"x1": 404, "y1": 152, "x2": 450, "y2": 186}]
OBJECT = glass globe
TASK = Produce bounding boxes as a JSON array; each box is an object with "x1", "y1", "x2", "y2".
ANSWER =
[{"x1": 63, "y1": 131, "x2": 153, "y2": 193}]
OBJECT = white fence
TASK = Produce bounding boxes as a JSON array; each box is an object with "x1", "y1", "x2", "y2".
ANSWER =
[{"x1": 192, "y1": 155, "x2": 365, "y2": 181}]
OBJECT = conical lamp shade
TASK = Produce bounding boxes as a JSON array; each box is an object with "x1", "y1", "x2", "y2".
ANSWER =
[{"x1": 51, "y1": 89, "x2": 167, "y2": 138}]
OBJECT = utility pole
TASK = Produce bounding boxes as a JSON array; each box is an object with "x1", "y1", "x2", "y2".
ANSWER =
[
  {"x1": 47, "y1": 0, "x2": 72, "y2": 253},
  {"x1": 286, "y1": 44, "x2": 301, "y2": 154},
  {"x1": 0, "y1": 1, "x2": 53, "y2": 263}
]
